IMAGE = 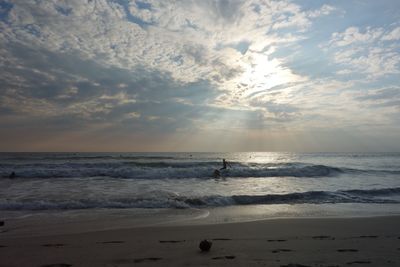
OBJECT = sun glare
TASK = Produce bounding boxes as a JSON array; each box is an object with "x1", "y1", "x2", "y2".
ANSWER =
[{"x1": 239, "y1": 54, "x2": 304, "y2": 98}]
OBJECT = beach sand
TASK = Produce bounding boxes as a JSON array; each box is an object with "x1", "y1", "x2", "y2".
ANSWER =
[{"x1": 0, "y1": 216, "x2": 399, "y2": 266}]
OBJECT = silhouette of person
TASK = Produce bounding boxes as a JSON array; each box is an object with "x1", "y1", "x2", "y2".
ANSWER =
[
  {"x1": 220, "y1": 159, "x2": 231, "y2": 170},
  {"x1": 213, "y1": 169, "x2": 221, "y2": 178}
]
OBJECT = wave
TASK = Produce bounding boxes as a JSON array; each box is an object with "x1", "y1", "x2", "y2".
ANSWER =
[
  {"x1": 1, "y1": 187, "x2": 399, "y2": 210},
  {"x1": 0, "y1": 162, "x2": 346, "y2": 179},
  {"x1": 0, "y1": 155, "x2": 177, "y2": 161}
]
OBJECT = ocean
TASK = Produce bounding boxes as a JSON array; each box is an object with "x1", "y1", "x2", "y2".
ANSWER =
[{"x1": 1, "y1": 152, "x2": 400, "y2": 224}]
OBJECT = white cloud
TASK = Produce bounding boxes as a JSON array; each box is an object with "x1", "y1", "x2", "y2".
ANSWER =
[
  {"x1": 125, "y1": 112, "x2": 141, "y2": 119},
  {"x1": 6, "y1": 0, "x2": 390, "y2": 134},
  {"x1": 330, "y1": 27, "x2": 384, "y2": 47},
  {"x1": 99, "y1": 92, "x2": 136, "y2": 105},
  {"x1": 326, "y1": 25, "x2": 400, "y2": 78},
  {"x1": 0, "y1": 0, "x2": 338, "y2": 122},
  {"x1": 307, "y1": 4, "x2": 337, "y2": 18},
  {"x1": 56, "y1": 86, "x2": 79, "y2": 99},
  {"x1": 1, "y1": 0, "x2": 330, "y2": 86},
  {"x1": 382, "y1": 27, "x2": 400, "y2": 41}
]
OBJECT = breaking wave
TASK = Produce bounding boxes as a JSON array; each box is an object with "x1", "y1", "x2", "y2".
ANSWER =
[
  {"x1": 0, "y1": 161, "x2": 347, "y2": 179},
  {"x1": 1, "y1": 187, "x2": 399, "y2": 210}
]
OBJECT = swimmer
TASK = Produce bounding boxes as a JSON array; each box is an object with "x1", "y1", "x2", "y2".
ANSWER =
[{"x1": 220, "y1": 159, "x2": 232, "y2": 170}]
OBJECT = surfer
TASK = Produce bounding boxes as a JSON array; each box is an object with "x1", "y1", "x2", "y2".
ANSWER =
[
  {"x1": 220, "y1": 159, "x2": 231, "y2": 170},
  {"x1": 213, "y1": 169, "x2": 221, "y2": 178}
]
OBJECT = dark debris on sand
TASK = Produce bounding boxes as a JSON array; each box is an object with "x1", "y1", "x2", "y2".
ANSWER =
[{"x1": 199, "y1": 239, "x2": 212, "y2": 252}]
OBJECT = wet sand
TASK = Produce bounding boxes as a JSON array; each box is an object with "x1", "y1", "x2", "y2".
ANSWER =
[{"x1": 0, "y1": 216, "x2": 399, "y2": 266}]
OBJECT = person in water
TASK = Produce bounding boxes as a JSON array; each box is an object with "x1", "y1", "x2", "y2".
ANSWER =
[
  {"x1": 220, "y1": 158, "x2": 231, "y2": 170},
  {"x1": 213, "y1": 169, "x2": 221, "y2": 178}
]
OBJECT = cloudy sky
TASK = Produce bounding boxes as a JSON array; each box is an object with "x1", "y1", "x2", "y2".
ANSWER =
[{"x1": 0, "y1": 0, "x2": 400, "y2": 152}]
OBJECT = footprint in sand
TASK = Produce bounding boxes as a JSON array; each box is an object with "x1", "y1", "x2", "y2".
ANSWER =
[
  {"x1": 268, "y1": 239, "x2": 287, "y2": 242},
  {"x1": 212, "y1": 255, "x2": 236, "y2": 260},
  {"x1": 41, "y1": 244, "x2": 65, "y2": 248},
  {"x1": 346, "y1": 260, "x2": 371, "y2": 265},
  {"x1": 272, "y1": 249, "x2": 293, "y2": 253},
  {"x1": 337, "y1": 249, "x2": 358, "y2": 252},
  {"x1": 159, "y1": 240, "x2": 185, "y2": 243},
  {"x1": 357, "y1": 235, "x2": 378, "y2": 239},
  {"x1": 40, "y1": 264, "x2": 72, "y2": 267},
  {"x1": 133, "y1": 257, "x2": 162, "y2": 263},
  {"x1": 312, "y1": 235, "x2": 335, "y2": 240},
  {"x1": 280, "y1": 264, "x2": 311, "y2": 267},
  {"x1": 212, "y1": 238, "x2": 232, "y2": 241},
  {"x1": 115, "y1": 258, "x2": 162, "y2": 264},
  {"x1": 0, "y1": 245, "x2": 7, "y2": 248},
  {"x1": 97, "y1": 240, "x2": 125, "y2": 244}
]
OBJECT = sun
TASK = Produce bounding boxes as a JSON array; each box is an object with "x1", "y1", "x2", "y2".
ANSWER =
[{"x1": 239, "y1": 53, "x2": 304, "y2": 98}]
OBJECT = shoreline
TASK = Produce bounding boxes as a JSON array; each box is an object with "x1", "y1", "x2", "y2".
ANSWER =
[
  {"x1": 1, "y1": 203, "x2": 400, "y2": 237},
  {"x1": 1, "y1": 215, "x2": 399, "y2": 266}
]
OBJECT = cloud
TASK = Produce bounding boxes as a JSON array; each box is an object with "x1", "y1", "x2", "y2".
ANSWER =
[
  {"x1": 329, "y1": 27, "x2": 383, "y2": 47},
  {"x1": 1, "y1": 1, "x2": 333, "y2": 113},
  {"x1": 325, "y1": 25, "x2": 400, "y2": 79},
  {"x1": 1, "y1": 0, "x2": 399, "y2": 151},
  {"x1": 307, "y1": 4, "x2": 337, "y2": 18},
  {"x1": 0, "y1": 42, "x2": 222, "y2": 135},
  {"x1": 382, "y1": 27, "x2": 400, "y2": 41},
  {"x1": 0, "y1": 0, "x2": 330, "y2": 86},
  {"x1": 353, "y1": 86, "x2": 400, "y2": 109}
]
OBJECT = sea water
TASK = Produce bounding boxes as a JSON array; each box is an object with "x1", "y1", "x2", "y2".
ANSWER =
[{"x1": 1, "y1": 152, "x2": 400, "y2": 226}]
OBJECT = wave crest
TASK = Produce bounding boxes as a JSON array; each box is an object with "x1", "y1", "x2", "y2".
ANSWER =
[
  {"x1": 1, "y1": 187, "x2": 399, "y2": 210},
  {"x1": 0, "y1": 162, "x2": 344, "y2": 179}
]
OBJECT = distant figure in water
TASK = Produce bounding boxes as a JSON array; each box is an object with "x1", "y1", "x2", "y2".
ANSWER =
[
  {"x1": 220, "y1": 159, "x2": 231, "y2": 170},
  {"x1": 213, "y1": 169, "x2": 221, "y2": 178},
  {"x1": 9, "y1": 172, "x2": 16, "y2": 179}
]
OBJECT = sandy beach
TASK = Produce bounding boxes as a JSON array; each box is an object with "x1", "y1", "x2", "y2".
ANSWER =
[{"x1": 0, "y1": 215, "x2": 399, "y2": 267}]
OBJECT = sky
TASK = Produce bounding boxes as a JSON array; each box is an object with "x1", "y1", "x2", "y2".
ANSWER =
[{"x1": 0, "y1": 0, "x2": 400, "y2": 152}]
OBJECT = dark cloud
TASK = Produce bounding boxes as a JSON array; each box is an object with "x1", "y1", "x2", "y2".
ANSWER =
[
  {"x1": 183, "y1": 44, "x2": 209, "y2": 65},
  {"x1": 354, "y1": 87, "x2": 400, "y2": 109},
  {"x1": 211, "y1": 0, "x2": 244, "y2": 22},
  {"x1": 0, "y1": 42, "x2": 224, "y2": 139},
  {"x1": 110, "y1": 0, "x2": 153, "y2": 28},
  {"x1": 0, "y1": 0, "x2": 13, "y2": 21},
  {"x1": 355, "y1": 87, "x2": 400, "y2": 101},
  {"x1": 54, "y1": 4, "x2": 73, "y2": 16}
]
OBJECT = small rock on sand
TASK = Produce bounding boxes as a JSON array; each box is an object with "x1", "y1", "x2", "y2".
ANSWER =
[{"x1": 199, "y1": 240, "x2": 212, "y2": 252}]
